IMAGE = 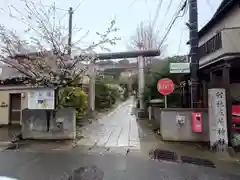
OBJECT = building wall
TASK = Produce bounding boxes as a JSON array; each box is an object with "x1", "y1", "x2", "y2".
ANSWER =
[
  {"x1": 0, "y1": 86, "x2": 48, "y2": 125},
  {"x1": 199, "y1": 5, "x2": 240, "y2": 67}
]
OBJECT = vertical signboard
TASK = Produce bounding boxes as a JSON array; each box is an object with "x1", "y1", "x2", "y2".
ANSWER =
[{"x1": 208, "y1": 88, "x2": 228, "y2": 151}]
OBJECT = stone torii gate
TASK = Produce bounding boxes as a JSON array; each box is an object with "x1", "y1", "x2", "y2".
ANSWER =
[{"x1": 77, "y1": 49, "x2": 160, "y2": 117}]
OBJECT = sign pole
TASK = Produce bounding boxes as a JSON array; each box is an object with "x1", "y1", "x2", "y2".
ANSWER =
[{"x1": 164, "y1": 95, "x2": 167, "y2": 108}]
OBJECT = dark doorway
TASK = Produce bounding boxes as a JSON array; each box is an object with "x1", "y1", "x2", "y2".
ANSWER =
[{"x1": 9, "y1": 93, "x2": 21, "y2": 124}]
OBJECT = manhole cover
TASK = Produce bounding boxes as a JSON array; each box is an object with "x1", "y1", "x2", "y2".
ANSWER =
[
  {"x1": 150, "y1": 149, "x2": 177, "y2": 162},
  {"x1": 181, "y1": 156, "x2": 215, "y2": 168},
  {"x1": 68, "y1": 165, "x2": 104, "y2": 180}
]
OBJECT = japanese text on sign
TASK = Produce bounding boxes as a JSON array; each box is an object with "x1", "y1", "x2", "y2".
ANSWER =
[
  {"x1": 208, "y1": 88, "x2": 228, "y2": 152},
  {"x1": 215, "y1": 90, "x2": 227, "y2": 151},
  {"x1": 158, "y1": 83, "x2": 173, "y2": 89}
]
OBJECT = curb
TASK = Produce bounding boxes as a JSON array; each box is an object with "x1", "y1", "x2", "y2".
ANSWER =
[
  {"x1": 0, "y1": 140, "x2": 28, "y2": 151},
  {"x1": 0, "y1": 141, "x2": 12, "y2": 150}
]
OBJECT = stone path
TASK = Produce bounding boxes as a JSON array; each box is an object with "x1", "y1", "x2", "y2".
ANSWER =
[{"x1": 74, "y1": 98, "x2": 160, "y2": 156}]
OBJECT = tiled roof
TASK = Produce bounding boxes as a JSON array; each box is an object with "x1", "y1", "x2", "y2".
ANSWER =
[
  {"x1": 0, "y1": 66, "x2": 24, "y2": 80},
  {"x1": 199, "y1": 0, "x2": 237, "y2": 38}
]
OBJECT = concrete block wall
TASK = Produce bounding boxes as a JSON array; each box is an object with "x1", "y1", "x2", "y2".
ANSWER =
[
  {"x1": 21, "y1": 108, "x2": 76, "y2": 140},
  {"x1": 152, "y1": 108, "x2": 209, "y2": 142}
]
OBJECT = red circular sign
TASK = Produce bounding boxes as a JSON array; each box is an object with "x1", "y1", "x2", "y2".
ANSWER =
[{"x1": 157, "y1": 78, "x2": 174, "y2": 95}]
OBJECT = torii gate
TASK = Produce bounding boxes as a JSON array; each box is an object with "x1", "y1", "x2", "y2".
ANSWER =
[{"x1": 77, "y1": 49, "x2": 160, "y2": 116}]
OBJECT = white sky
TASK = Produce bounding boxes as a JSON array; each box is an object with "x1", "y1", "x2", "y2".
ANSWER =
[{"x1": 0, "y1": 0, "x2": 222, "y2": 57}]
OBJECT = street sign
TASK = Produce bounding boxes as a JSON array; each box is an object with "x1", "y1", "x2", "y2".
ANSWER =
[
  {"x1": 157, "y1": 78, "x2": 174, "y2": 95},
  {"x1": 157, "y1": 78, "x2": 174, "y2": 108},
  {"x1": 170, "y1": 63, "x2": 190, "y2": 74}
]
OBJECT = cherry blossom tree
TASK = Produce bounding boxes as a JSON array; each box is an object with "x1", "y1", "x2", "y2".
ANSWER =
[{"x1": 0, "y1": 0, "x2": 120, "y2": 88}]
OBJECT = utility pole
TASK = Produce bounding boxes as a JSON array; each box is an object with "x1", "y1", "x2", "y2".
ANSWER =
[
  {"x1": 68, "y1": 7, "x2": 73, "y2": 55},
  {"x1": 189, "y1": 0, "x2": 199, "y2": 108}
]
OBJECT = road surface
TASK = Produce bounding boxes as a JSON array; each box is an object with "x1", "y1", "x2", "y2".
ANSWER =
[
  {"x1": 0, "y1": 151, "x2": 239, "y2": 180},
  {"x1": 0, "y1": 98, "x2": 239, "y2": 179}
]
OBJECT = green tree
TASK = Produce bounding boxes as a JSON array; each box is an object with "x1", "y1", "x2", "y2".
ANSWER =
[
  {"x1": 143, "y1": 56, "x2": 186, "y2": 107},
  {"x1": 95, "y1": 75, "x2": 121, "y2": 109}
]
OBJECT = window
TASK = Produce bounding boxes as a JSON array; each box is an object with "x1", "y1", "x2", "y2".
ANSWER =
[{"x1": 199, "y1": 32, "x2": 222, "y2": 58}]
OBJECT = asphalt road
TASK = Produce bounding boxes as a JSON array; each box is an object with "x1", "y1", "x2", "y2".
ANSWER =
[
  {"x1": 0, "y1": 151, "x2": 240, "y2": 180},
  {"x1": 0, "y1": 99, "x2": 239, "y2": 179}
]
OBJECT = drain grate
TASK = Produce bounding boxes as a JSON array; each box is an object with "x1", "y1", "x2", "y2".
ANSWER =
[
  {"x1": 150, "y1": 149, "x2": 177, "y2": 162},
  {"x1": 181, "y1": 156, "x2": 215, "y2": 168}
]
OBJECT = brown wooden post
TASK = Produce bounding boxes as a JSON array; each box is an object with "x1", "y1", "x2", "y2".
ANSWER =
[{"x1": 222, "y1": 65, "x2": 232, "y2": 146}]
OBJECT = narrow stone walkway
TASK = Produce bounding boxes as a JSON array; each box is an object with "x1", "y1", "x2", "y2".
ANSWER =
[{"x1": 75, "y1": 98, "x2": 160, "y2": 156}]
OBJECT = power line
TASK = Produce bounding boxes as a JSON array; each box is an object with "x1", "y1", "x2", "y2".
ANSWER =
[
  {"x1": 59, "y1": 0, "x2": 86, "y2": 21},
  {"x1": 156, "y1": 0, "x2": 174, "y2": 36},
  {"x1": 164, "y1": 0, "x2": 173, "y2": 16},
  {"x1": 128, "y1": 0, "x2": 138, "y2": 8},
  {"x1": 177, "y1": 2, "x2": 188, "y2": 54},
  {"x1": 152, "y1": 0, "x2": 163, "y2": 28},
  {"x1": 158, "y1": 0, "x2": 187, "y2": 48},
  {"x1": 73, "y1": 0, "x2": 86, "y2": 12},
  {"x1": 161, "y1": 0, "x2": 186, "y2": 34}
]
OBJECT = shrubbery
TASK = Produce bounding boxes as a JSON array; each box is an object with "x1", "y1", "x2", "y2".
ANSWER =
[
  {"x1": 95, "y1": 81, "x2": 120, "y2": 109},
  {"x1": 58, "y1": 87, "x2": 88, "y2": 121}
]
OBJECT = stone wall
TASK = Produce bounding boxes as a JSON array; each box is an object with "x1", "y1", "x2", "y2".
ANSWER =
[{"x1": 21, "y1": 108, "x2": 76, "y2": 140}]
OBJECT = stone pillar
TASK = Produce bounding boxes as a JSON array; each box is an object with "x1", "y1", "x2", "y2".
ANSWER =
[
  {"x1": 88, "y1": 63, "x2": 96, "y2": 117},
  {"x1": 138, "y1": 56, "x2": 145, "y2": 110}
]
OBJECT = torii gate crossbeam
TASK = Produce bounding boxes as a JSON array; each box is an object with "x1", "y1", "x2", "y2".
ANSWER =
[
  {"x1": 77, "y1": 49, "x2": 160, "y2": 60},
  {"x1": 86, "y1": 49, "x2": 160, "y2": 117}
]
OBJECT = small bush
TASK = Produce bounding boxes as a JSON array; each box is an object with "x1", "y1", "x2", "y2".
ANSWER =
[
  {"x1": 58, "y1": 87, "x2": 88, "y2": 121},
  {"x1": 95, "y1": 81, "x2": 120, "y2": 109}
]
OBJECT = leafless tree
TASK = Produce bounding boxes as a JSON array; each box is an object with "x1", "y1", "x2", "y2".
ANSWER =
[
  {"x1": 0, "y1": 0, "x2": 120, "y2": 88},
  {"x1": 129, "y1": 21, "x2": 161, "y2": 51}
]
